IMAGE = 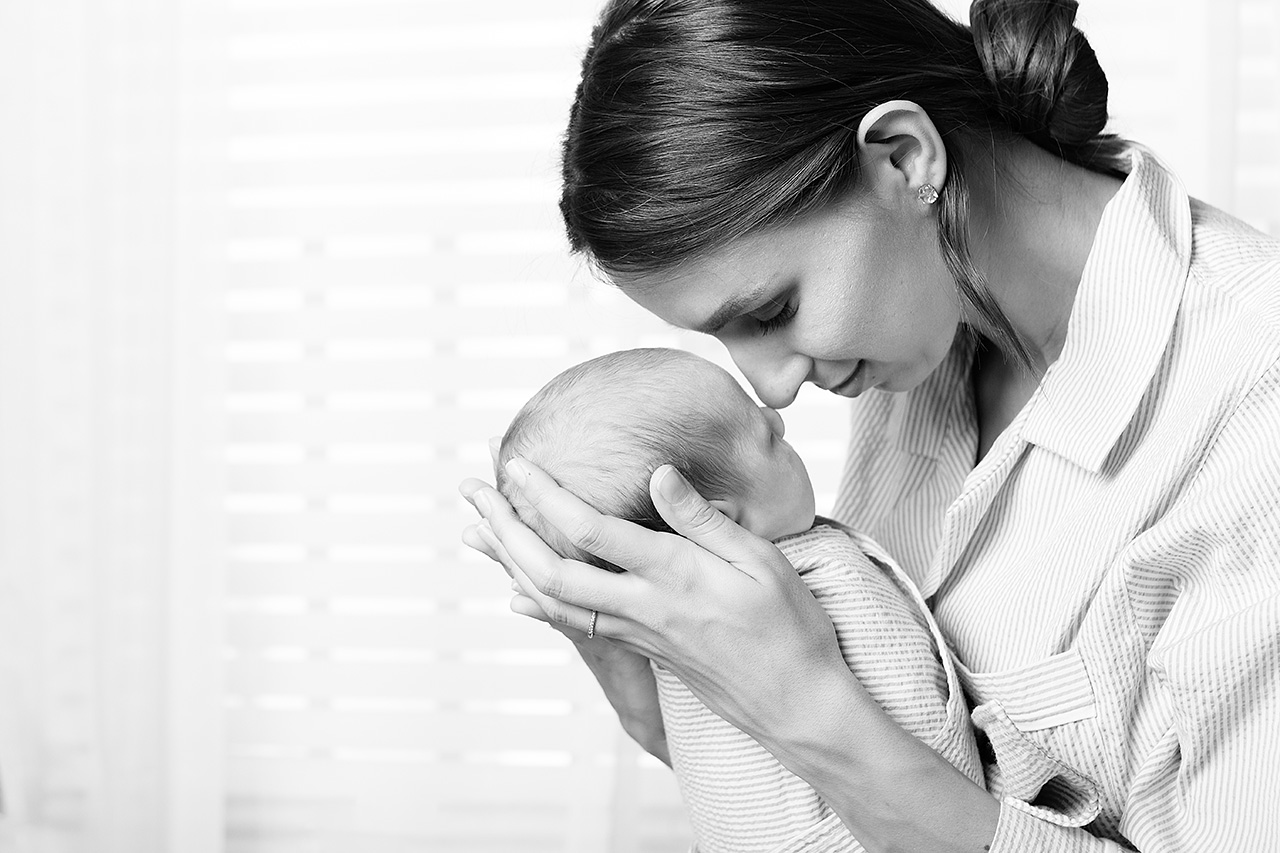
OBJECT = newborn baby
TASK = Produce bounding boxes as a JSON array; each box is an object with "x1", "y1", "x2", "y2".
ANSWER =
[{"x1": 497, "y1": 347, "x2": 981, "y2": 853}]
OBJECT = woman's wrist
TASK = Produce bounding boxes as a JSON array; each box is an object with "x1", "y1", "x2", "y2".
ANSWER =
[
  {"x1": 575, "y1": 639, "x2": 672, "y2": 767},
  {"x1": 758, "y1": 660, "x2": 1000, "y2": 853}
]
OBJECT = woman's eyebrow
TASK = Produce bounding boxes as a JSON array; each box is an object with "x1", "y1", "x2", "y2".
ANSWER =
[{"x1": 694, "y1": 284, "x2": 770, "y2": 335}]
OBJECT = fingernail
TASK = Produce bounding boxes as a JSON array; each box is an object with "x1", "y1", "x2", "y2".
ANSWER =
[
  {"x1": 656, "y1": 465, "x2": 687, "y2": 502},
  {"x1": 505, "y1": 458, "x2": 529, "y2": 487},
  {"x1": 473, "y1": 490, "x2": 492, "y2": 515}
]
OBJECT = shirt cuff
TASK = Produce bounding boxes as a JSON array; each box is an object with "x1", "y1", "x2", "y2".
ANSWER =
[{"x1": 989, "y1": 799, "x2": 1135, "y2": 853}]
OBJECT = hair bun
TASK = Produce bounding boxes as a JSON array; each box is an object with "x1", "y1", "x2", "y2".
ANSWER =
[{"x1": 970, "y1": 0, "x2": 1109, "y2": 149}]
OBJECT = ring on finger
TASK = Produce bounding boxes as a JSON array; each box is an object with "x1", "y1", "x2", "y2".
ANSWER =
[{"x1": 587, "y1": 609, "x2": 598, "y2": 640}]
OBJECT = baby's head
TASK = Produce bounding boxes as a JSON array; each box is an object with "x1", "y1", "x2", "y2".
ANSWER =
[{"x1": 496, "y1": 348, "x2": 815, "y2": 570}]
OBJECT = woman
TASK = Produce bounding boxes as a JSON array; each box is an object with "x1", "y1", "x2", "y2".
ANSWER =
[{"x1": 460, "y1": 0, "x2": 1280, "y2": 850}]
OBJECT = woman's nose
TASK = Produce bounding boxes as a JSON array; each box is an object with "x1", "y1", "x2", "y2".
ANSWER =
[{"x1": 725, "y1": 340, "x2": 807, "y2": 409}]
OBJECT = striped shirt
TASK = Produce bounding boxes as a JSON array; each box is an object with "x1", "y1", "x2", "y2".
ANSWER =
[
  {"x1": 656, "y1": 522, "x2": 982, "y2": 853},
  {"x1": 832, "y1": 149, "x2": 1280, "y2": 851}
]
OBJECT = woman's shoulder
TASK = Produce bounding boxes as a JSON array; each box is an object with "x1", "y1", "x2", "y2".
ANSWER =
[
  {"x1": 1169, "y1": 198, "x2": 1280, "y2": 385},
  {"x1": 1186, "y1": 197, "x2": 1280, "y2": 304}
]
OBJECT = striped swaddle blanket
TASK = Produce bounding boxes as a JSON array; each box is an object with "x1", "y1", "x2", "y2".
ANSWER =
[{"x1": 653, "y1": 520, "x2": 983, "y2": 853}]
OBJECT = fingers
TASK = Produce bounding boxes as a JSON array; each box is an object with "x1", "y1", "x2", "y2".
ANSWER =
[
  {"x1": 473, "y1": 474, "x2": 630, "y2": 622},
  {"x1": 509, "y1": 591, "x2": 596, "y2": 642},
  {"x1": 650, "y1": 465, "x2": 773, "y2": 571},
  {"x1": 509, "y1": 560, "x2": 616, "y2": 642},
  {"x1": 463, "y1": 466, "x2": 624, "y2": 645},
  {"x1": 459, "y1": 477, "x2": 493, "y2": 511},
  {"x1": 461, "y1": 522, "x2": 502, "y2": 566},
  {"x1": 463, "y1": 520, "x2": 516, "y2": 578},
  {"x1": 510, "y1": 590, "x2": 555, "y2": 625},
  {"x1": 501, "y1": 457, "x2": 672, "y2": 576}
]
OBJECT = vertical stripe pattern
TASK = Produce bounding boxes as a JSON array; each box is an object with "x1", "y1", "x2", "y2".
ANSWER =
[
  {"x1": 833, "y1": 150, "x2": 1280, "y2": 852},
  {"x1": 655, "y1": 523, "x2": 982, "y2": 853}
]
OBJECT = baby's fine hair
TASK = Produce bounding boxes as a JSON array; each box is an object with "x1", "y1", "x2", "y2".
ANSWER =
[{"x1": 497, "y1": 348, "x2": 755, "y2": 571}]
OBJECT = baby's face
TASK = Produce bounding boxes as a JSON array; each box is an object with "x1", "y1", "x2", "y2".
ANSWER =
[{"x1": 710, "y1": 377, "x2": 817, "y2": 540}]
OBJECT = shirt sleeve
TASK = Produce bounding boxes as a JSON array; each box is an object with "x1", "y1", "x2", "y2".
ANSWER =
[
  {"x1": 1000, "y1": 359, "x2": 1280, "y2": 852},
  {"x1": 986, "y1": 594, "x2": 1280, "y2": 853},
  {"x1": 990, "y1": 800, "x2": 1134, "y2": 852},
  {"x1": 1127, "y1": 592, "x2": 1280, "y2": 851},
  {"x1": 1120, "y1": 360, "x2": 1280, "y2": 850}
]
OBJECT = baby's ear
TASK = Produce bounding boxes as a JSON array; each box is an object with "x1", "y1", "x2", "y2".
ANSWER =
[{"x1": 708, "y1": 498, "x2": 744, "y2": 524}]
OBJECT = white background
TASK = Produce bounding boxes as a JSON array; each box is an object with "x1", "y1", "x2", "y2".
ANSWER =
[{"x1": 0, "y1": 0, "x2": 1276, "y2": 851}]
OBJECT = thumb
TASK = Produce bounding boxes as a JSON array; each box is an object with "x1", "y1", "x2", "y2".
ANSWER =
[{"x1": 650, "y1": 465, "x2": 761, "y2": 565}]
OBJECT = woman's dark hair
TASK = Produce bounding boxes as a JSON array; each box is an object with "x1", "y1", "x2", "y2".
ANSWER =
[{"x1": 559, "y1": 0, "x2": 1128, "y2": 370}]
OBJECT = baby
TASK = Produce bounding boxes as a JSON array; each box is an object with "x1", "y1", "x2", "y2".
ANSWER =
[{"x1": 497, "y1": 348, "x2": 981, "y2": 853}]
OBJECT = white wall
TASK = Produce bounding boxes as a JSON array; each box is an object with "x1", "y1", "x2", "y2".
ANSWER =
[{"x1": 0, "y1": 1, "x2": 1275, "y2": 851}]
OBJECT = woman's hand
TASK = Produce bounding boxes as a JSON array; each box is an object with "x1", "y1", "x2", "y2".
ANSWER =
[
  {"x1": 463, "y1": 458, "x2": 1001, "y2": 853},
  {"x1": 462, "y1": 457, "x2": 852, "y2": 748},
  {"x1": 460, "y1": 483, "x2": 671, "y2": 764}
]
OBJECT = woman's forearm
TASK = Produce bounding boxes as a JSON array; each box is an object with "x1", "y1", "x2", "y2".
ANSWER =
[
  {"x1": 574, "y1": 639, "x2": 672, "y2": 767},
  {"x1": 761, "y1": 663, "x2": 1000, "y2": 853}
]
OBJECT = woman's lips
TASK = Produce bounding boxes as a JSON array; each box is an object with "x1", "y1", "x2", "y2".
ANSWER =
[{"x1": 830, "y1": 361, "x2": 866, "y2": 397}]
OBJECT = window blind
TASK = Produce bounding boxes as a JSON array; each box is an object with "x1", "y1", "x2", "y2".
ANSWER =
[
  {"x1": 218, "y1": 4, "x2": 1276, "y2": 850},
  {"x1": 0, "y1": 2, "x2": 1274, "y2": 853},
  {"x1": 1235, "y1": 0, "x2": 1280, "y2": 233},
  {"x1": 221, "y1": 1, "x2": 714, "y2": 850}
]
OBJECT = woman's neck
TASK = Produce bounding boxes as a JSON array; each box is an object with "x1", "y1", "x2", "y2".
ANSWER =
[{"x1": 963, "y1": 136, "x2": 1124, "y2": 373}]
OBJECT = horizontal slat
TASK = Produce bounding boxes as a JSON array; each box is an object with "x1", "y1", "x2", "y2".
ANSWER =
[
  {"x1": 227, "y1": 563, "x2": 445, "y2": 595},
  {"x1": 223, "y1": 824, "x2": 691, "y2": 853},
  {"x1": 230, "y1": 146, "x2": 560, "y2": 182},
  {"x1": 223, "y1": 408, "x2": 700, "y2": 447},
  {"x1": 221, "y1": 355, "x2": 662, "y2": 396},
  {"x1": 225, "y1": 659, "x2": 604, "y2": 703},
  {"x1": 224, "y1": 256, "x2": 577, "y2": 287},
  {"x1": 226, "y1": 706, "x2": 615, "y2": 751},
  {"x1": 222, "y1": 762, "x2": 690, "y2": 853},
  {"x1": 229, "y1": 5, "x2": 593, "y2": 35},
  {"x1": 230, "y1": 98, "x2": 564, "y2": 135},
  {"x1": 227, "y1": 515, "x2": 450, "y2": 545},
  {"x1": 228, "y1": 22, "x2": 585, "y2": 64},
  {"x1": 224, "y1": 816, "x2": 690, "y2": 853},
  {"x1": 229, "y1": 568, "x2": 514, "y2": 603},
  {"x1": 225, "y1": 755, "x2": 676, "y2": 805},
  {"x1": 226, "y1": 608, "x2": 571, "y2": 651},
  {"x1": 229, "y1": 179, "x2": 554, "y2": 210},
  {"x1": 227, "y1": 836, "x2": 566, "y2": 853},
  {"x1": 225, "y1": 411, "x2": 462, "y2": 443},
  {"x1": 228, "y1": 205, "x2": 562, "y2": 236},
  {"x1": 231, "y1": 124, "x2": 563, "y2": 158},
  {"x1": 229, "y1": 46, "x2": 572, "y2": 84},
  {"x1": 223, "y1": 786, "x2": 600, "y2": 851},
  {"x1": 226, "y1": 462, "x2": 438, "y2": 492}
]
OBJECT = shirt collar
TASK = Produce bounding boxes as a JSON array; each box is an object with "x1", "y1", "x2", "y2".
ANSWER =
[{"x1": 1020, "y1": 148, "x2": 1193, "y2": 473}]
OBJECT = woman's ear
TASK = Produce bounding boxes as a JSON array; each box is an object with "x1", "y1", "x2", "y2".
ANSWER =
[{"x1": 855, "y1": 99, "x2": 948, "y2": 208}]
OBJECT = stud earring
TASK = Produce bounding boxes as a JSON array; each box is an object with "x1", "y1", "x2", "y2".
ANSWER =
[{"x1": 917, "y1": 183, "x2": 940, "y2": 205}]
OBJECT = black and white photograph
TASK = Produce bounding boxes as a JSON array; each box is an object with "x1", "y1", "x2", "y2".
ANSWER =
[{"x1": 0, "y1": 0, "x2": 1277, "y2": 851}]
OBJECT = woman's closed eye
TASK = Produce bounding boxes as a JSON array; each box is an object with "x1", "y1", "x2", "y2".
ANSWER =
[{"x1": 755, "y1": 298, "x2": 797, "y2": 335}]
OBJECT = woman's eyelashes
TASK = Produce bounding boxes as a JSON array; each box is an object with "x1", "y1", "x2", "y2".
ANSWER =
[{"x1": 755, "y1": 299, "x2": 797, "y2": 335}]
